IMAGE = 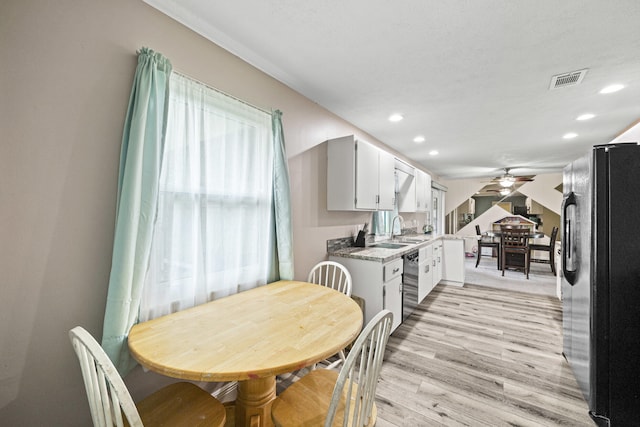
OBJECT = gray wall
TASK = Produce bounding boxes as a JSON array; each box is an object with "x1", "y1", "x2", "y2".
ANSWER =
[
  {"x1": 472, "y1": 194, "x2": 527, "y2": 216},
  {"x1": 0, "y1": 1, "x2": 436, "y2": 424}
]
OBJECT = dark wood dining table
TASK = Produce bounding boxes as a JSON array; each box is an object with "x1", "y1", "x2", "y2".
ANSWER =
[
  {"x1": 127, "y1": 280, "x2": 363, "y2": 427},
  {"x1": 483, "y1": 229, "x2": 545, "y2": 240},
  {"x1": 483, "y1": 230, "x2": 546, "y2": 269}
]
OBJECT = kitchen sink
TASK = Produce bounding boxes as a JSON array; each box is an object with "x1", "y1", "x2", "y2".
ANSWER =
[
  {"x1": 399, "y1": 238, "x2": 424, "y2": 243},
  {"x1": 370, "y1": 243, "x2": 408, "y2": 249}
]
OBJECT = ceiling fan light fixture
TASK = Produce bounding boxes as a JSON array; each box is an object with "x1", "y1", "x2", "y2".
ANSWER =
[
  {"x1": 499, "y1": 176, "x2": 515, "y2": 187},
  {"x1": 500, "y1": 188, "x2": 511, "y2": 196}
]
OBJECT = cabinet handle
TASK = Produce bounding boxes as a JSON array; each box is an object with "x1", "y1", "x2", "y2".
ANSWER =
[
  {"x1": 425, "y1": 265, "x2": 430, "y2": 273},
  {"x1": 393, "y1": 267, "x2": 400, "y2": 274},
  {"x1": 382, "y1": 285, "x2": 386, "y2": 309},
  {"x1": 432, "y1": 260, "x2": 436, "y2": 267}
]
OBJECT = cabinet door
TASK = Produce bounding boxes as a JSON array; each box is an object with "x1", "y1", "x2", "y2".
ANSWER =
[
  {"x1": 418, "y1": 258, "x2": 433, "y2": 302},
  {"x1": 383, "y1": 276, "x2": 403, "y2": 332},
  {"x1": 433, "y1": 241, "x2": 443, "y2": 286},
  {"x1": 377, "y1": 149, "x2": 396, "y2": 210},
  {"x1": 442, "y1": 239, "x2": 465, "y2": 285},
  {"x1": 329, "y1": 256, "x2": 383, "y2": 327},
  {"x1": 355, "y1": 140, "x2": 379, "y2": 210},
  {"x1": 423, "y1": 172, "x2": 432, "y2": 214},
  {"x1": 416, "y1": 170, "x2": 432, "y2": 213},
  {"x1": 397, "y1": 170, "x2": 416, "y2": 213}
]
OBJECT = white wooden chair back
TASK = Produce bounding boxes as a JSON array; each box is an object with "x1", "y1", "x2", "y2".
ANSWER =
[
  {"x1": 69, "y1": 326, "x2": 142, "y2": 427},
  {"x1": 326, "y1": 310, "x2": 393, "y2": 427},
  {"x1": 308, "y1": 261, "x2": 352, "y2": 297}
]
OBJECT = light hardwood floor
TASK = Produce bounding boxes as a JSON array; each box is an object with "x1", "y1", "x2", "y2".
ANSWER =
[{"x1": 374, "y1": 284, "x2": 594, "y2": 426}]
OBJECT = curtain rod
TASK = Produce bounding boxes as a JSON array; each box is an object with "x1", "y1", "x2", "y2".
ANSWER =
[{"x1": 172, "y1": 70, "x2": 273, "y2": 116}]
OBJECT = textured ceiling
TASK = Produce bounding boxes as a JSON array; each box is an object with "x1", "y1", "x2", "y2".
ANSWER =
[{"x1": 144, "y1": 0, "x2": 640, "y2": 179}]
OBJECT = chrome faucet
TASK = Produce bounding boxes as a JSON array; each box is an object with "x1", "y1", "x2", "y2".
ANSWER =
[{"x1": 391, "y1": 215, "x2": 404, "y2": 240}]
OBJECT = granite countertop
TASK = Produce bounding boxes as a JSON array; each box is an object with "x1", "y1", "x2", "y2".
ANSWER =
[{"x1": 328, "y1": 234, "x2": 465, "y2": 263}]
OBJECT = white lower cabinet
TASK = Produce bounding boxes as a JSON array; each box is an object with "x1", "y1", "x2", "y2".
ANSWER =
[
  {"x1": 328, "y1": 238, "x2": 465, "y2": 332},
  {"x1": 418, "y1": 244, "x2": 433, "y2": 302},
  {"x1": 441, "y1": 239, "x2": 465, "y2": 286},
  {"x1": 328, "y1": 256, "x2": 403, "y2": 333},
  {"x1": 383, "y1": 258, "x2": 403, "y2": 332},
  {"x1": 432, "y1": 240, "x2": 443, "y2": 287}
]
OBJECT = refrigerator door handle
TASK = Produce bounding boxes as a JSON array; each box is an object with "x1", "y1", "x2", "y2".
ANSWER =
[{"x1": 562, "y1": 191, "x2": 578, "y2": 285}]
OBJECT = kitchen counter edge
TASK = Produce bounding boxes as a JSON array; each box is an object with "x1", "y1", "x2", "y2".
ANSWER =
[{"x1": 328, "y1": 234, "x2": 465, "y2": 263}]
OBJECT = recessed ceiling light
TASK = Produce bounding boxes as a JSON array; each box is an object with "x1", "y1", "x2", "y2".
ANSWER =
[
  {"x1": 429, "y1": 150, "x2": 439, "y2": 156},
  {"x1": 413, "y1": 135, "x2": 425, "y2": 143},
  {"x1": 388, "y1": 114, "x2": 403, "y2": 122},
  {"x1": 577, "y1": 113, "x2": 595, "y2": 121},
  {"x1": 563, "y1": 132, "x2": 578, "y2": 139},
  {"x1": 600, "y1": 84, "x2": 624, "y2": 94}
]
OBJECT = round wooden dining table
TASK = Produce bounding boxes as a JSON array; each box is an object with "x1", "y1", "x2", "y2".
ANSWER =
[{"x1": 128, "y1": 280, "x2": 363, "y2": 427}]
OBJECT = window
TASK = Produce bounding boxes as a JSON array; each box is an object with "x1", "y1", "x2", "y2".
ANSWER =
[{"x1": 140, "y1": 73, "x2": 274, "y2": 321}]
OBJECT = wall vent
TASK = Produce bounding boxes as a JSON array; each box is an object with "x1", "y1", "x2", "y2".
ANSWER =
[{"x1": 549, "y1": 69, "x2": 588, "y2": 90}]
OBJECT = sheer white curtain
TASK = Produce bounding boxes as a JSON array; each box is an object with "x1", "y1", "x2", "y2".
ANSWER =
[{"x1": 140, "y1": 72, "x2": 274, "y2": 321}]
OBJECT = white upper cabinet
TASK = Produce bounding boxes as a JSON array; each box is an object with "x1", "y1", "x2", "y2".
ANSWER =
[
  {"x1": 396, "y1": 159, "x2": 416, "y2": 213},
  {"x1": 377, "y1": 149, "x2": 395, "y2": 210},
  {"x1": 416, "y1": 169, "x2": 432, "y2": 213},
  {"x1": 327, "y1": 135, "x2": 395, "y2": 211},
  {"x1": 353, "y1": 139, "x2": 379, "y2": 209},
  {"x1": 398, "y1": 166, "x2": 432, "y2": 213}
]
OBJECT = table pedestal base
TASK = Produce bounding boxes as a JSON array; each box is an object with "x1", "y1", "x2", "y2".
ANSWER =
[{"x1": 235, "y1": 377, "x2": 276, "y2": 427}]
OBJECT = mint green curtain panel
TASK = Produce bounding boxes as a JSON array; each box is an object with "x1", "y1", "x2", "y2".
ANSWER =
[
  {"x1": 101, "y1": 50, "x2": 293, "y2": 373},
  {"x1": 270, "y1": 110, "x2": 294, "y2": 281},
  {"x1": 102, "y1": 48, "x2": 172, "y2": 374}
]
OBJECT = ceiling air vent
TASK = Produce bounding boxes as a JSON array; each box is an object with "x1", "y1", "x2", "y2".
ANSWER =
[{"x1": 549, "y1": 69, "x2": 588, "y2": 90}]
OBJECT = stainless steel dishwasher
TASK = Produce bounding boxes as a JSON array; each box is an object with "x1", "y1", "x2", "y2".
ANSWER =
[{"x1": 402, "y1": 250, "x2": 419, "y2": 322}]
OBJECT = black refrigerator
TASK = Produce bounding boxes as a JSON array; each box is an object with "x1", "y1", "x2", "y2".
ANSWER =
[{"x1": 562, "y1": 143, "x2": 640, "y2": 426}]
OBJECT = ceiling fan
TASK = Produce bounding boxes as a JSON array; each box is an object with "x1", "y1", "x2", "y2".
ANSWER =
[
  {"x1": 491, "y1": 168, "x2": 535, "y2": 188},
  {"x1": 477, "y1": 168, "x2": 535, "y2": 196},
  {"x1": 480, "y1": 186, "x2": 516, "y2": 197}
]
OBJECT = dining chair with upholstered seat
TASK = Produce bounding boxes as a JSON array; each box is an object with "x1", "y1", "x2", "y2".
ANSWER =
[
  {"x1": 475, "y1": 225, "x2": 501, "y2": 269},
  {"x1": 271, "y1": 309, "x2": 393, "y2": 427},
  {"x1": 500, "y1": 226, "x2": 530, "y2": 279},
  {"x1": 529, "y1": 226, "x2": 558, "y2": 275},
  {"x1": 69, "y1": 326, "x2": 226, "y2": 427},
  {"x1": 308, "y1": 261, "x2": 353, "y2": 369}
]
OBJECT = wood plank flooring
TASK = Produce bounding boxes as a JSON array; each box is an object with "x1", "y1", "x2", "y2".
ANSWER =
[{"x1": 375, "y1": 284, "x2": 594, "y2": 426}]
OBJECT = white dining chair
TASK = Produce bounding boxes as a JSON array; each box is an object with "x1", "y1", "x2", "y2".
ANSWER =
[
  {"x1": 271, "y1": 309, "x2": 393, "y2": 427},
  {"x1": 308, "y1": 261, "x2": 353, "y2": 369},
  {"x1": 308, "y1": 261, "x2": 353, "y2": 297},
  {"x1": 69, "y1": 326, "x2": 226, "y2": 427}
]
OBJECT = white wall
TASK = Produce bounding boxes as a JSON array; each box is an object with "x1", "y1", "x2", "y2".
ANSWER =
[
  {"x1": 442, "y1": 177, "x2": 486, "y2": 214},
  {"x1": 0, "y1": 0, "x2": 437, "y2": 424},
  {"x1": 517, "y1": 173, "x2": 563, "y2": 215},
  {"x1": 443, "y1": 173, "x2": 563, "y2": 217}
]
